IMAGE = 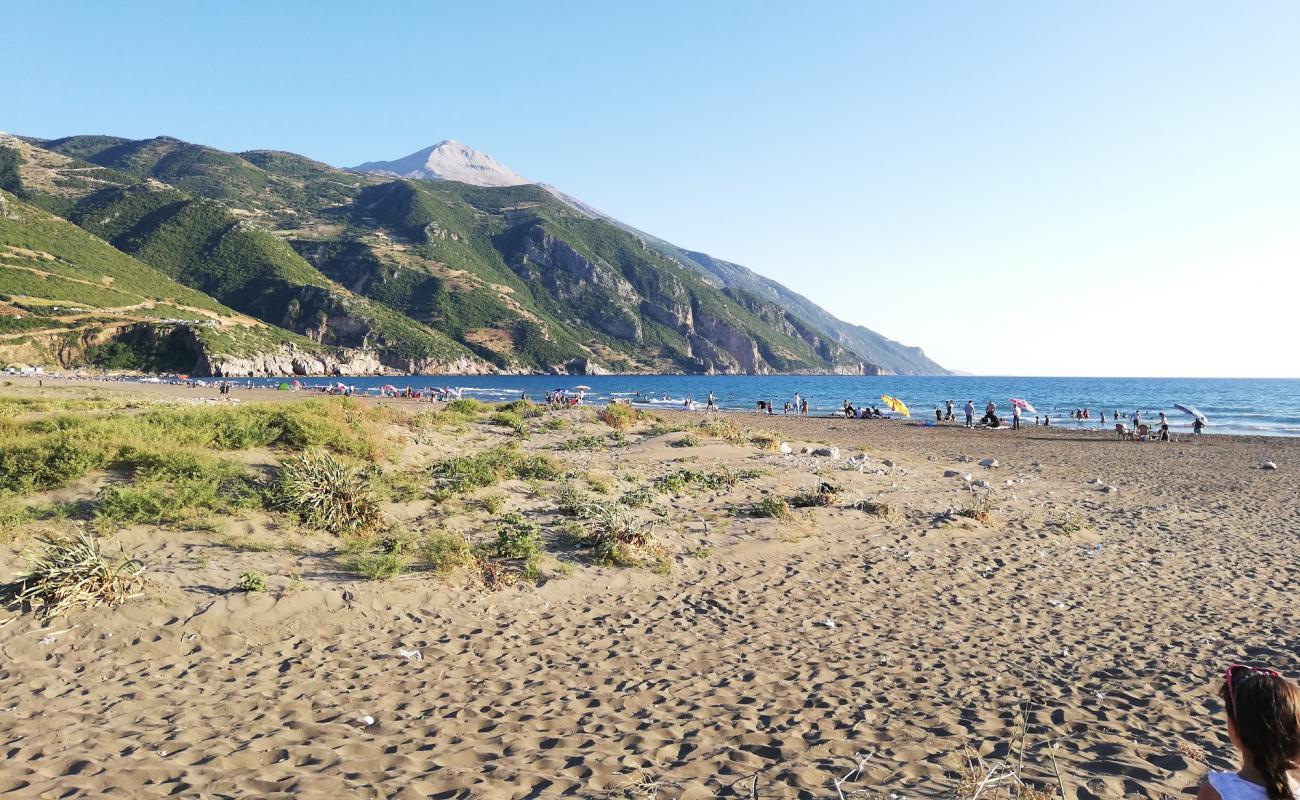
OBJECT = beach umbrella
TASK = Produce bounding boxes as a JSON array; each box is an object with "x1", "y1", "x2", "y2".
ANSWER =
[
  {"x1": 382, "y1": 384, "x2": 398, "y2": 394},
  {"x1": 1010, "y1": 398, "x2": 1037, "y2": 414},
  {"x1": 291, "y1": 379, "x2": 302, "y2": 390},
  {"x1": 880, "y1": 395, "x2": 910, "y2": 417},
  {"x1": 1174, "y1": 403, "x2": 1208, "y2": 426},
  {"x1": 573, "y1": 385, "x2": 592, "y2": 391}
]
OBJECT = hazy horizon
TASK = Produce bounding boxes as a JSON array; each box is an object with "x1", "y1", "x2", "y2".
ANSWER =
[{"x1": 5, "y1": 1, "x2": 1297, "y2": 378}]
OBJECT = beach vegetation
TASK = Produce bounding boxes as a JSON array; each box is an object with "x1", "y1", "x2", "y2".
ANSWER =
[
  {"x1": 651, "y1": 467, "x2": 740, "y2": 495},
  {"x1": 495, "y1": 399, "x2": 545, "y2": 418},
  {"x1": 790, "y1": 482, "x2": 841, "y2": 508},
  {"x1": 430, "y1": 444, "x2": 557, "y2": 495},
  {"x1": 697, "y1": 417, "x2": 742, "y2": 442},
  {"x1": 488, "y1": 410, "x2": 528, "y2": 437},
  {"x1": 754, "y1": 496, "x2": 793, "y2": 519},
  {"x1": 558, "y1": 433, "x2": 609, "y2": 452},
  {"x1": 474, "y1": 511, "x2": 543, "y2": 584},
  {"x1": 644, "y1": 419, "x2": 686, "y2": 437},
  {"x1": 479, "y1": 493, "x2": 505, "y2": 514},
  {"x1": 541, "y1": 417, "x2": 568, "y2": 431},
  {"x1": 670, "y1": 432, "x2": 700, "y2": 448},
  {"x1": 748, "y1": 430, "x2": 782, "y2": 451},
  {"x1": 345, "y1": 551, "x2": 404, "y2": 580},
  {"x1": 850, "y1": 497, "x2": 900, "y2": 520},
  {"x1": 272, "y1": 449, "x2": 383, "y2": 536},
  {"x1": 420, "y1": 530, "x2": 473, "y2": 575},
  {"x1": 445, "y1": 398, "x2": 489, "y2": 416},
  {"x1": 958, "y1": 490, "x2": 997, "y2": 525},
  {"x1": 236, "y1": 571, "x2": 267, "y2": 592},
  {"x1": 597, "y1": 402, "x2": 642, "y2": 431},
  {"x1": 6, "y1": 526, "x2": 145, "y2": 617}
]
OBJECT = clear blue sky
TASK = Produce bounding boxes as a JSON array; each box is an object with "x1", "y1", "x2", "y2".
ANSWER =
[{"x1": 5, "y1": 1, "x2": 1298, "y2": 376}]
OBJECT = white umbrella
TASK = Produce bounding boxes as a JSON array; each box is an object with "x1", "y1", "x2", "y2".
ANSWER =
[{"x1": 1174, "y1": 403, "x2": 1208, "y2": 426}]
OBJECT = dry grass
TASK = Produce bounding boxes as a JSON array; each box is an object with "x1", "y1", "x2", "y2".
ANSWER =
[
  {"x1": 6, "y1": 526, "x2": 145, "y2": 617},
  {"x1": 958, "y1": 490, "x2": 997, "y2": 525},
  {"x1": 850, "y1": 497, "x2": 900, "y2": 521}
]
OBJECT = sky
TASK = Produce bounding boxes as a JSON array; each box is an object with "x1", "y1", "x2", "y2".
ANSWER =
[{"x1": 4, "y1": 1, "x2": 1299, "y2": 377}]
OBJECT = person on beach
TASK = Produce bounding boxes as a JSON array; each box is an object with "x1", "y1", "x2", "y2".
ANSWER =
[
  {"x1": 707, "y1": 391, "x2": 716, "y2": 410},
  {"x1": 800, "y1": 398, "x2": 809, "y2": 415},
  {"x1": 1194, "y1": 417, "x2": 1205, "y2": 435},
  {"x1": 965, "y1": 400, "x2": 975, "y2": 427},
  {"x1": 1133, "y1": 410, "x2": 1142, "y2": 430},
  {"x1": 1012, "y1": 404, "x2": 1021, "y2": 430},
  {"x1": 945, "y1": 399, "x2": 954, "y2": 421},
  {"x1": 935, "y1": 407, "x2": 943, "y2": 423},
  {"x1": 1159, "y1": 411, "x2": 1168, "y2": 428},
  {"x1": 767, "y1": 399, "x2": 775, "y2": 415},
  {"x1": 1196, "y1": 664, "x2": 1300, "y2": 800},
  {"x1": 783, "y1": 401, "x2": 791, "y2": 415}
]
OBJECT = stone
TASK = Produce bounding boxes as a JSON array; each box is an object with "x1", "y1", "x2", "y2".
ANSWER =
[
  {"x1": 811, "y1": 447, "x2": 840, "y2": 459},
  {"x1": 1261, "y1": 461, "x2": 1278, "y2": 470},
  {"x1": 778, "y1": 442, "x2": 793, "y2": 454},
  {"x1": 979, "y1": 458, "x2": 999, "y2": 468},
  {"x1": 881, "y1": 459, "x2": 895, "y2": 468},
  {"x1": 943, "y1": 469, "x2": 962, "y2": 478},
  {"x1": 972, "y1": 479, "x2": 992, "y2": 489}
]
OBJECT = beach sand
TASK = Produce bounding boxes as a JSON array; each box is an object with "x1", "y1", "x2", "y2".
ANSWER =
[{"x1": 1, "y1": 378, "x2": 1297, "y2": 798}]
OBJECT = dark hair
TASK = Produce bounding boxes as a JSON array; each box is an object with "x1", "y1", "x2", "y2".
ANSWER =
[{"x1": 1219, "y1": 670, "x2": 1300, "y2": 800}]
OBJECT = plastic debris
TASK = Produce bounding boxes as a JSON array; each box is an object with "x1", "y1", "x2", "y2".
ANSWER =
[{"x1": 398, "y1": 648, "x2": 422, "y2": 661}]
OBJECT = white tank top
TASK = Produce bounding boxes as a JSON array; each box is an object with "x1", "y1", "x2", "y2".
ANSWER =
[{"x1": 1208, "y1": 772, "x2": 1300, "y2": 800}]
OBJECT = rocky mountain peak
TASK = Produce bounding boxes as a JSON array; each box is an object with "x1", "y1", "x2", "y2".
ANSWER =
[{"x1": 352, "y1": 140, "x2": 530, "y2": 187}]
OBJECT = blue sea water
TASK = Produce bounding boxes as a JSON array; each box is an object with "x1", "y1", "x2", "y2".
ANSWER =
[{"x1": 238, "y1": 374, "x2": 1300, "y2": 438}]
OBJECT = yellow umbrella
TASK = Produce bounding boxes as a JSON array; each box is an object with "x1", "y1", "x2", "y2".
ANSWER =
[{"x1": 880, "y1": 395, "x2": 910, "y2": 417}]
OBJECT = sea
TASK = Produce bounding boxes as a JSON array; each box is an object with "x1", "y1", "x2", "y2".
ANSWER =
[{"x1": 228, "y1": 375, "x2": 1300, "y2": 438}]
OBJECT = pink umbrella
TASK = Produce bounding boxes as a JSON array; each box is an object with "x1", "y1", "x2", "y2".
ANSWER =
[
  {"x1": 1010, "y1": 398, "x2": 1037, "y2": 414},
  {"x1": 382, "y1": 384, "x2": 399, "y2": 394}
]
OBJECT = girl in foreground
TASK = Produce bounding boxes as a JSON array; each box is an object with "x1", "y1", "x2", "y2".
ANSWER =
[{"x1": 1198, "y1": 665, "x2": 1300, "y2": 799}]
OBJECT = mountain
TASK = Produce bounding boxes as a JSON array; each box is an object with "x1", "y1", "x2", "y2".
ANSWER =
[
  {"x1": 0, "y1": 189, "x2": 368, "y2": 375},
  {"x1": 352, "y1": 142, "x2": 946, "y2": 375},
  {"x1": 2, "y1": 130, "x2": 941, "y2": 376},
  {"x1": 353, "y1": 140, "x2": 530, "y2": 187}
]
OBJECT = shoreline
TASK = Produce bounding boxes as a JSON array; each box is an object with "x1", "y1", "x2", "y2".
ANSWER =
[{"x1": 6, "y1": 374, "x2": 1298, "y2": 444}]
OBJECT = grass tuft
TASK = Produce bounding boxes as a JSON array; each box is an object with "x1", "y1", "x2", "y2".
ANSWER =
[
  {"x1": 273, "y1": 450, "x2": 383, "y2": 536},
  {"x1": 7, "y1": 526, "x2": 145, "y2": 617}
]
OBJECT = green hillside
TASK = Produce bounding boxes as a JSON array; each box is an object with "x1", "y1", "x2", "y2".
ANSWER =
[
  {"x1": 0, "y1": 189, "x2": 315, "y2": 372},
  {"x1": 4, "y1": 134, "x2": 474, "y2": 371},
  {"x1": 6, "y1": 130, "x2": 905, "y2": 375}
]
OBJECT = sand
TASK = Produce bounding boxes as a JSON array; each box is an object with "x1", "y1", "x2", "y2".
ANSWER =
[{"x1": 1, "y1": 378, "x2": 1298, "y2": 798}]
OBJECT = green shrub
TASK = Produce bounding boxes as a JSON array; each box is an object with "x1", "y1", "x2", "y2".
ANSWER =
[
  {"x1": 347, "y1": 552, "x2": 404, "y2": 580},
  {"x1": 421, "y1": 530, "x2": 473, "y2": 575},
  {"x1": 431, "y1": 444, "x2": 558, "y2": 495},
  {"x1": 489, "y1": 411, "x2": 528, "y2": 437},
  {"x1": 542, "y1": 418, "x2": 569, "y2": 431},
  {"x1": 495, "y1": 399, "x2": 545, "y2": 418},
  {"x1": 670, "y1": 433, "x2": 701, "y2": 448},
  {"x1": 479, "y1": 493, "x2": 505, "y2": 514},
  {"x1": 597, "y1": 403, "x2": 642, "y2": 430},
  {"x1": 445, "y1": 398, "x2": 488, "y2": 415},
  {"x1": 273, "y1": 450, "x2": 382, "y2": 535},
  {"x1": 236, "y1": 571, "x2": 267, "y2": 592},
  {"x1": 484, "y1": 512, "x2": 542, "y2": 560},
  {"x1": 755, "y1": 496, "x2": 793, "y2": 519},
  {"x1": 558, "y1": 434, "x2": 608, "y2": 452},
  {"x1": 652, "y1": 467, "x2": 740, "y2": 495},
  {"x1": 0, "y1": 437, "x2": 108, "y2": 494},
  {"x1": 697, "y1": 417, "x2": 742, "y2": 441}
]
